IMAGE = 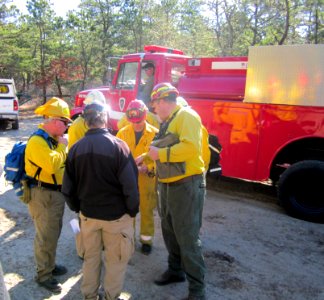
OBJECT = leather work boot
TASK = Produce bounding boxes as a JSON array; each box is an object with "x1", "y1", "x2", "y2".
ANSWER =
[
  {"x1": 154, "y1": 270, "x2": 186, "y2": 286},
  {"x1": 141, "y1": 244, "x2": 152, "y2": 255},
  {"x1": 37, "y1": 277, "x2": 62, "y2": 293},
  {"x1": 52, "y1": 264, "x2": 68, "y2": 276}
]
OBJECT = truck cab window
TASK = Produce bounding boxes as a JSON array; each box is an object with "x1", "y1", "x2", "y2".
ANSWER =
[
  {"x1": 166, "y1": 60, "x2": 186, "y2": 87},
  {"x1": 116, "y1": 62, "x2": 138, "y2": 90},
  {"x1": 138, "y1": 62, "x2": 155, "y2": 105}
]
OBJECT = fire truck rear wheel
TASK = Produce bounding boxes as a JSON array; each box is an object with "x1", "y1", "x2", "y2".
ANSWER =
[{"x1": 278, "y1": 160, "x2": 324, "y2": 223}]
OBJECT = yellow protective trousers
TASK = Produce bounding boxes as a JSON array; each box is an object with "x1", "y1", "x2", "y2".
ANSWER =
[
  {"x1": 116, "y1": 122, "x2": 158, "y2": 246},
  {"x1": 138, "y1": 172, "x2": 157, "y2": 245}
]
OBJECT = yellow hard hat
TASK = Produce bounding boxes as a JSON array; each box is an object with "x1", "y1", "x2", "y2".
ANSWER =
[{"x1": 34, "y1": 97, "x2": 72, "y2": 121}]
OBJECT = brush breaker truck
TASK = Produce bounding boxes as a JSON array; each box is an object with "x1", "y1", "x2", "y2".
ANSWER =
[{"x1": 72, "y1": 44, "x2": 324, "y2": 222}]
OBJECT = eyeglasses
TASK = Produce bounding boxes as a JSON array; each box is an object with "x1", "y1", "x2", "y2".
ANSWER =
[{"x1": 55, "y1": 118, "x2": 69, "y2": 126}]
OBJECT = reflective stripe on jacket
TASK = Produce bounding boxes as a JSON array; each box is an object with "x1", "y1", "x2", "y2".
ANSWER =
[{"x1": 68, "y1": 115, "x2": 88, "y2": 149}]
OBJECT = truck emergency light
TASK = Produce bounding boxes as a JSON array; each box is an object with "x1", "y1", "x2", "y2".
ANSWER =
[{"x1": 144, "y1": 45, "x2": 184, "y2": 55}]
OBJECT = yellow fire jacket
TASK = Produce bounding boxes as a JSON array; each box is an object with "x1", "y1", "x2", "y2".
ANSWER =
[
  {"x1": 68, "y1": 115, "x2": 88, "y2": 149},
  {"x1": 202, "y1": 125, "x2": 211, "y2": 170},
  {"x1": 157, "y1": 105, "x2": 205, "y2": 183},
  {"x1": 116, "y1": 122, "x2": 158, "y2": 174},
  {"x1": 25, "y1": 125, "x2": 67, "y2": 185}
]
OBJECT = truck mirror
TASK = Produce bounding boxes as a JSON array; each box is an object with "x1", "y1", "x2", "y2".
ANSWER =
[{"x1": 107, "y1": 67, "x2": 115, "y2": 86}]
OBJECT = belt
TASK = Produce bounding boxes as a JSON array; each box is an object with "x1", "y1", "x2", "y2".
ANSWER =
[
  {"x1": 30, "y1": 180, "x2": 62, "y2": 191},
  {"x1": 165, "y1": 174, "x2": 203, "y2": 186}
]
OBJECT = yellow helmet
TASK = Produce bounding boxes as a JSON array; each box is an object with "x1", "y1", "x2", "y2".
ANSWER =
[{"x1": 34, "y1": 97, "x2": 72, "y2": 121}]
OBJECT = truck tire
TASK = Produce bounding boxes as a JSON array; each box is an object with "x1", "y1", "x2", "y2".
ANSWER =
[
  {"x1": 278, "y1": 160, "x2": 324, "y2": 223},
  {"x1": 12, "y1": 119, "x2": 19, "y2": 130}
]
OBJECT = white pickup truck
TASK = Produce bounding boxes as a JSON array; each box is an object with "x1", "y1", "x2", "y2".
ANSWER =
[{"x1": 0, "y1": 78, "x2": 19, "y2": 130}]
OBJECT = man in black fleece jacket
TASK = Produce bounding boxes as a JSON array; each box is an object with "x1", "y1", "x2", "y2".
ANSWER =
[{"x1": 62, "y1": 100, "x2": 139, "y2": 300}]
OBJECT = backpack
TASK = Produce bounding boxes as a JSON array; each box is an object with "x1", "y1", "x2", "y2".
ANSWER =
[{"x1": 4, "y1": 129, "x2": 53, "y2": 201}]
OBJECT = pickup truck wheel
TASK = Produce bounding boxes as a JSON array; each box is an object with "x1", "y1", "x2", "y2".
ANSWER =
[
  {"x1": 12, "y1": 120, "x2": 19, "y2": 130},
  {"x1": 278, "y1": 160, "x2": 324, "y2": 223}
]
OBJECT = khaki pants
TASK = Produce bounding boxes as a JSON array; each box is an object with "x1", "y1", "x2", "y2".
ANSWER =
[
  {"x1": 75, "y1": 231, "x2": 84, "y2": 258},
  {"x1": 80, "y1": 213, "x2": 134, "y2": 300},
  {"x1": 75, "y1": 214, "x2": 85, "y2": 258},
  {"x1": 28, "y1": 187, "x2": 65, "y2": 282}
]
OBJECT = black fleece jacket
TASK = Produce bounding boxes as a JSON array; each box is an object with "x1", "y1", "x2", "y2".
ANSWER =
[{"x1": 62, "y1": 128, "x2": 139, "y2": 221}]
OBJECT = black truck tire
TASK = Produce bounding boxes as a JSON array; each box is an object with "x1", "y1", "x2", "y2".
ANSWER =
[{"x1": 278, "y1": 160, "x2": 324, "y2": 223}]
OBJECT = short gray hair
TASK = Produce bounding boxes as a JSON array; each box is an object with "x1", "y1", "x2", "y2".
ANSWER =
[{"x1": 83, "y1": 104, "x2": 108, "y2": 128}]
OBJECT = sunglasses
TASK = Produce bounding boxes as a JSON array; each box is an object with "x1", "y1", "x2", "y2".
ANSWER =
[{"x1": 55, "y1": 118, "x2": 69, "y2": 126}]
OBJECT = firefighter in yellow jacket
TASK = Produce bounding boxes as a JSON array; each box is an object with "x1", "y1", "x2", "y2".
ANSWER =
[
  {"x1": 176, "y1": 97, "x2": 211, "y2": 172},
  {"x1": 25, "y1": 97, "x2": 71, "y2": 294},
  {"x1": 117, "y1": 109, "x2": 160, "y2": 130},
  {"x1": 116, "y1": 99, "x2": 158, "y2": 255},
  {"x1": 68, "y1": 90, "x2": 107, "y2": 149}
]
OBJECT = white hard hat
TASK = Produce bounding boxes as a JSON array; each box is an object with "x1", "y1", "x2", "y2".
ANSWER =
[{"x1": 84, "y1": 90, "x2": 106, "y2": 106}]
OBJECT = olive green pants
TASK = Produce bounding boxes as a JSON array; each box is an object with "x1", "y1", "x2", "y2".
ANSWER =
[
  {"x1": 80, "y1": 213, "x2": 134, "y2": 300},
  {"x1": 28, "y1": 187, "x2": 65, "y2": 282},
  {"x1": 158, "y1": 175, "x2": 206, "y2": 297}
]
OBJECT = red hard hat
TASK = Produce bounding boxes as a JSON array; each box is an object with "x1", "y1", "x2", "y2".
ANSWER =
[
  {"x1": 126, "y1": 99, "x2": 148, "y2": 123},
  {"x1": 150, "y1": 82, "x2": 179, "y2": 102}
]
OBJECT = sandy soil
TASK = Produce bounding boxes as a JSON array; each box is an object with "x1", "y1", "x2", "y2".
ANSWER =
[{"x1": 1, "y1": 117, "x2": 324, "y2": 300}]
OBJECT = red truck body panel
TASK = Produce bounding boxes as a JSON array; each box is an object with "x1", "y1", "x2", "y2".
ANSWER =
[
  {"x1": 72, "y1": 45, "x2": 324, "y2": 183},
  {"x1": 187, "y1": 98, "x2": 324, "y2": 182}
]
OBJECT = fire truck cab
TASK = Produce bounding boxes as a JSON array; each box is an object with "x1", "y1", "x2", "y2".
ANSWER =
[{"x1": 71, "y1": 45, "x2": 189, "y2": 127}]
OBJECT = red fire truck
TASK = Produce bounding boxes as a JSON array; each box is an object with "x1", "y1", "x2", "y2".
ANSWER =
[{"x1": 72, "y1": 44, "x2": 324, "y2": 222}]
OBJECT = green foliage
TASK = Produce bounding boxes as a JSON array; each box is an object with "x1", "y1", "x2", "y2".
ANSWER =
[{"x1": 1, "y1": 0, "x2": 321, "y2": 96}]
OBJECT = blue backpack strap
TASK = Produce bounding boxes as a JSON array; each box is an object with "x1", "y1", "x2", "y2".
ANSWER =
[
  {"x1": 32, "y1": 128, "x2": 57, "y2": 149},
  {"x1": 29, "y1": 129, "x2": 58, "y2": 185}
]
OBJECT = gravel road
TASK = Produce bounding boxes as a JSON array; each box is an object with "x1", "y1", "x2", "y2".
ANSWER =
[{"x1": 0, "y1": 117, "x2": 324, "y2": 300}]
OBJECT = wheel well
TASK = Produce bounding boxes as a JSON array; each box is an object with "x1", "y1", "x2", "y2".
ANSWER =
[{"x1": 270, "y1": 138, "x2": 324, "y2": 183}]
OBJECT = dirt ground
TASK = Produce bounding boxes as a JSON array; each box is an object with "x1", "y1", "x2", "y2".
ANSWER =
[{"x1": 1, "y1": 116, "x2": 324, "y2": 300}]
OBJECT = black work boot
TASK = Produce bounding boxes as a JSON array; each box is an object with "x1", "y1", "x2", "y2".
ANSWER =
[
  {"x1": 52, "y1": 264, "x2": 68, "y2": 276},
  {"x1": 141, "y1": 244, "x2": 152, "y2": 255},
  {"x1": 37, "y1": 277, "x2": 62, "y2": 293},
  {"x1": 154, "y1": 270, "x2": 186, "y2": 286}
]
